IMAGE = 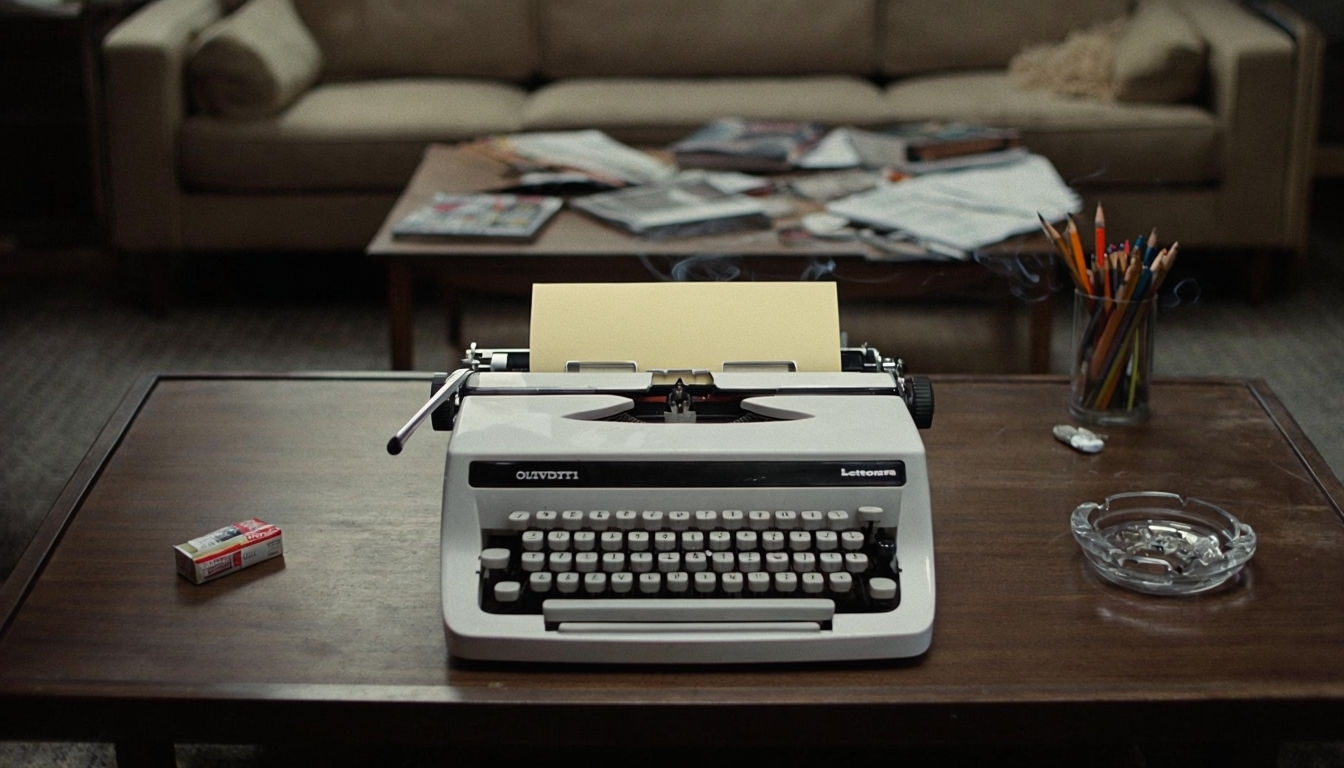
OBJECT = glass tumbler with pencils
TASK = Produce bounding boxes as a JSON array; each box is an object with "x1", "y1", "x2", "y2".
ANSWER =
[
  {"x1": 1070, "y1": 287, "x2": 1157, "y2": 425},
  {"x1": 1040, "y1": 205, "x2": 1177, "y2": 426}
]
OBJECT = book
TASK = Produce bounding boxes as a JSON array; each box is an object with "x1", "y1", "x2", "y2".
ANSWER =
[
  {"x1": 846, "y1": 124, "x2": 1026, "y2": 173},
  {"x1": 885, "y1": 122, "x2": 1023, "y2": 161},
  {"x1": 671, "y1": 118, "x2": 829, "y2": 173},
  {"x1": 568, "y1": 171, "x2": 771, "y2": 238},
  {"x1": 391, "y1": 192, "x2": 563, "y2": 240}
]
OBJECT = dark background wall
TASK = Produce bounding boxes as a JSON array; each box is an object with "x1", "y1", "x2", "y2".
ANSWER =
[{"x1": 1273, "y1": 0, "x2": 1342, "y2": 146}]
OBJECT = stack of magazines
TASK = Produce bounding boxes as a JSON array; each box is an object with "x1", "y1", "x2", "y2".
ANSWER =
[{"x1": 567, "y1": 171, "x2": 770, "y2": 238}]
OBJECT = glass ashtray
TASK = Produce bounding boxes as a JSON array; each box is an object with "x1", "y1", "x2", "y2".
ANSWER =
[{"x1": 1070, "y1": 491, "x2": 1256, "y2": 596}]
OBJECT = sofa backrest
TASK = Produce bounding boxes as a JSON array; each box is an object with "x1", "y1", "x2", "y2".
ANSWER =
[
  {"x1": 290, "y1": 0, "x2": 537, "y2": 81},
  {"x1": 536, "y1": 0, "x2": 879, "y2": 79},
  {"x1": 879, "y1": 0, "x2": 1133, "y2": 75},
  {"x1": 284, "y1": 0, "x2": 1137, "y2": 83}
]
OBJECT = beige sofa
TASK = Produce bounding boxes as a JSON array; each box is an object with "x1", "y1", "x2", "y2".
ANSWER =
[{"x1": 103, "y1": 0, "x2": 1322, "y2": 289}]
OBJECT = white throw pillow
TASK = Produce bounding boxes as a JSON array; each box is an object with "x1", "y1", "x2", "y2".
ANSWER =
[
  {"x1": 1112, "y1": 0, "x2": 1207, "y2": 103},
  {"x1": 188, "y1": 0, "x2": 323, "y2": 119}
]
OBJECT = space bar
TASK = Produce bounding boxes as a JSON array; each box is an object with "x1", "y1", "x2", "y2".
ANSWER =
[{"x1": 543, "y1": 598, "x2": 834, "y2": 623}]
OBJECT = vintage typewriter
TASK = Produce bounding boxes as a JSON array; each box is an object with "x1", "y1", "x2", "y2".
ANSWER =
[{"x1": 389, "y1": 343, "x2": 935, "y2": 664}]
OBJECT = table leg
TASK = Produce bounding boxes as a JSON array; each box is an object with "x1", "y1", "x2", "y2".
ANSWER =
[
  {"x1": 1028, "y1": 297, "x2": 1054, "y2": 374},
  {"x1": 444, "y1": 284, "x2": 463, "y2": 347},
  {"x1": 387, "y1": 262, "x2": 414, "y2": 370}
]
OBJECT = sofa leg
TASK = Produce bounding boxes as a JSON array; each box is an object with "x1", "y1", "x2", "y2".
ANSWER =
[
  {"x1": 119, "y1": 248, "x2": 174, "y2": 315},
  {"x1": 446, "y1": 285, "x2": 463, "y2": 347},
  {"x1": 114, "y1": 740, "x2": 176, "y2": 768},
  {"x1": 429, "y1": 276, "x2": 464, "y2": 348},
  {"x1": 1246, "y1": 249, "x2": 1272, "y2": 307},
  {"x1": 387, "y1": 262, "x2": 415, "y2": 370}
]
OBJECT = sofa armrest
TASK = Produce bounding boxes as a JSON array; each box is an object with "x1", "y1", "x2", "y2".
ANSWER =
[
  {"x1": 1170, "y1": 0, "x2": 1320, "y2": 251},
  {"x1": 103, "y1": 0, "x2": 223, "y2": 252},
  {"x1": 1246, "y1": 0, "x2": 1324, "y2": 256}
]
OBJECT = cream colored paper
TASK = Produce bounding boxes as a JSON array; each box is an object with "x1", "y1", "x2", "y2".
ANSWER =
[{"x1": 529, "y1": 282, "x2": 841, "y2": 373}]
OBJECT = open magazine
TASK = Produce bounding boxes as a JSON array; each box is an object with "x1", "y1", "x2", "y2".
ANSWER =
[{"x1": 392, "y1": 193, "x2": 564, "y2": 240}]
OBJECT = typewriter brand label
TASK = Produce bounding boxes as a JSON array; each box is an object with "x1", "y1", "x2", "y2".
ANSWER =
[
  {"x1": 841, "y1": 467, "x2": 901, "y2": 478},
  {"x1": 515, "y1": 469, "x2": 580, "y2": 481},
  {"x1": 470, "y1": 460, "x2": 904, "y2": 487}
]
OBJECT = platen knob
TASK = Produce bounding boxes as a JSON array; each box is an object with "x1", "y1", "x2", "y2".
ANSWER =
[
  {"x1": 429, "y1": 373, "x2": 453, "y2": 431},
  {"x1": 906, "y1": 376, "x2": 934, "y2": 429}
]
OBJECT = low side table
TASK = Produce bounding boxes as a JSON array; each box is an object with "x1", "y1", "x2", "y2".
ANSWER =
[{"x1": 366, "y1": 144, "x2": 1059, "y2": 371}]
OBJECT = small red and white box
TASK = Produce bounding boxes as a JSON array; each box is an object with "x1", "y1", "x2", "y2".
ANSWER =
[{"x1": 174, "y1": 519, "x2": 284, "y2": 584}]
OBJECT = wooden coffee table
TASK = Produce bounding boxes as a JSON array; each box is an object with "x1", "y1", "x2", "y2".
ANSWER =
[
  {"x1": 2, "y1": 373, "x2": 1343, "y2": 766},
  {"x1": 367, "y1": 144, "x2": 1059, "y2": 371}
]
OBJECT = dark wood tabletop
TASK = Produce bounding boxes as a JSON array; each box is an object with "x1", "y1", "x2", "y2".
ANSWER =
[{"x1": 2, "y1": 373, "x2": 1342, "y2": 758}]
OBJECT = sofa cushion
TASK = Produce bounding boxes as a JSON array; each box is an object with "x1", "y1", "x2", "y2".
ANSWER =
[
  {"x1": 291, "y1": 0, "x2": 535, "y2": 81},
  {"x1": 179, "y1": 79, "x2": 528, "y2": 192},
  {"x1": 1112, "y1": 0, "x2": 1207, "y2": 103},
  {"x1": 880, "y1": 0, "x2": 1131, "y2": 76},
  {"x1": 186, "y1": 0, "x2": 322, "y2": 119},
  {"x1": 523, "y1": 77, "x2": 893, "y2": 145},
  {"x1": 885, "y1": 71, "x2": 1221, "y2": 185},
  {"x1": 538, "y1": 0, "x2": 878, "y2": 79}
]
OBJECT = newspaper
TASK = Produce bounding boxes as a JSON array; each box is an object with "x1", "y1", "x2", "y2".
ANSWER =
[
  {"x1": 476, "y1": 129, "x2": 675, "y2": 187},
  {"x1": 671, "y1": 118, "x2": 828, "y2": 173},
  {"x1": 825, "y1": 153, "x2": 1081, "y2": 253}
]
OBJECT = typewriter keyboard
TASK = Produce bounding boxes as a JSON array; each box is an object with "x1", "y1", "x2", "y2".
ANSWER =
[{"x1": 477, "y1": 507, "x2": 901, "y2": 617}]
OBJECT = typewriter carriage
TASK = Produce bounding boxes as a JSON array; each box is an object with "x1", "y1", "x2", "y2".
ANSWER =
[{"x1": 407, "y1": 343, "x2": 933, "y2": 442}]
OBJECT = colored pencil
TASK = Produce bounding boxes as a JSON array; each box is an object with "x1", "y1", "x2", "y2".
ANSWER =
[
  {"x1": 1064, "y1": 215, "x2": 1090, "y2": 294},
  {"x1": 1038, "y1": 213, "x2": 1084, "y2": 291},
  {"x1": 1094, "y1": 203, "x2": 1106, "y2": 273}
]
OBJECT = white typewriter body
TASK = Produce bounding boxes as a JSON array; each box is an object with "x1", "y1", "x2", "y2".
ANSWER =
[{"x1": 435, "y1": 367, "x2": 935, "y2": 664}]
